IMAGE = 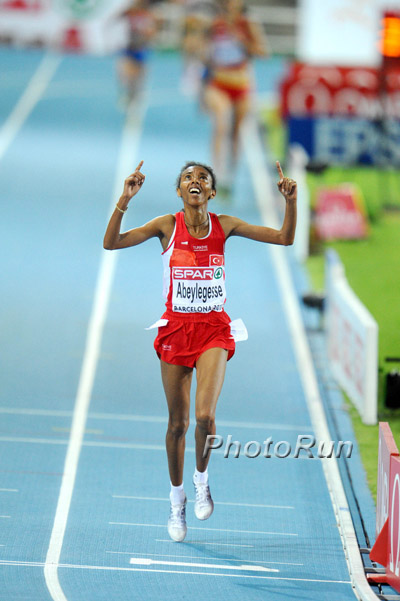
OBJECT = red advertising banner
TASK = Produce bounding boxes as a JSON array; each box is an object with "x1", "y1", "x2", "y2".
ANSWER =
[
  {"x1": 370, "y1": 423, "x2": 400, "y2": 569},
  {"x1": 315, "y1": 184, "x2": 368, "y2": 240},
  {"x1": 280, "y1": 63, "x2": 400, "y2": 120},
  {"x1": 0, "y1": 0, "x2": 125, "y2": 54},
  {"x1": 280, "y1": 61, "x2": 400, "y2": 166},
  {"x1": 0, "y1": 0, "x2": 42, "y2": 9},
  {"x1": 377, "y1": 423, "x2": 400, "y2": 539},
  {"x1": 387, "y1": 454, "x2": 400, "y2": 591}
]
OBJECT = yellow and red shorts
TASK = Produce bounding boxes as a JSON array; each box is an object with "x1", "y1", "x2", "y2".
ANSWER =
[{"x1": 208, "y1": 65, "x2": 251, "y2": 103}]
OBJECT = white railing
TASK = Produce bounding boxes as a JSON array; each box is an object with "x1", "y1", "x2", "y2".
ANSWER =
[{"x1": 325, "y1": 249, "x2": 378, "y2": 425}]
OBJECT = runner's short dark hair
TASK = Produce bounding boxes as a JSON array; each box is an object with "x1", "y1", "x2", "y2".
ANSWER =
[{"x1": 176, "y1": 162, "x2": 217, "y2": 191}]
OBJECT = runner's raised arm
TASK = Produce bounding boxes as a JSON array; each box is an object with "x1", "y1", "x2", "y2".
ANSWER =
[
  {"x1": 218, "y1": 161, "x2": 297, "y2": 245},
  {"x1": 103, "y1": 161, "x2": 174, "y2": 251}
]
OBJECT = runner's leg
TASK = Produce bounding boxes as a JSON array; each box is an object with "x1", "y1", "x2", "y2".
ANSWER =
[
  {"x1": 202, "y1": 85, "x2": 232, "y2": 184},
  {"x1": 118, "y1": 57, "x2": 143, "y2": 105},
  {"x1": 194, "y1": 347, "x2": 228, "y2": 472},
  {"x1": 161, "y1": 360, "x2": 193, "y2": 486},
  {"x1": 231, "y1": 94, "x2": 251, "y2": 169}
]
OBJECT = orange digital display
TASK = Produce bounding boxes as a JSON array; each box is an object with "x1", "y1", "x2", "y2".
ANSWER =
[{"x1": 381, "y1": 12, "x2": 400, "y2": 58}]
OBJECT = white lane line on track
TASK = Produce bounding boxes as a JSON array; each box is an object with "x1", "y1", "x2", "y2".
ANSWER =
[
  {"x1": 43, "y1": 99, "x2": 147, "y2": 601},
  {"x1": 0, "y1": 489, "x2": 18, "y2": 493},
  {"x1": 0, "y1": 559, "x2": 352, "y2": 584},
  {"x1": 0, "y1": 437, "x2": 323, "y2": 460},
  {"x1": 0, "y1": 53, "x2": 60, "y2": 162},
  {"x1": 107, "y1": 551, "x2": 304, "y2": 566},
  {"x1": 156, "y1": 539, "x2": 254, "y2": 548},
  {"x1": 0, "y1": 437, "x2": 69, "y2": 445},
  {"x1": 0, "y1": 408, "x2": 312, "y2": 431},
  {"x1": 112, "y1": 495, "x2": 294, "y2": 510},
  {"x1": 130, "y1": 557, "x2": 279, "y2": 572},
  {"x1": 0, "y1": 409, "x2": 73, "y2": 417},
  {"x1": 242, "y1": 118, "x2": 377, "y2": 601},
  {"x1": 0, "y1": 516, "x2": 11, "y2": 519},
  {"x1": 109, "y1": 522, "x2": 297, "y2": 536}
]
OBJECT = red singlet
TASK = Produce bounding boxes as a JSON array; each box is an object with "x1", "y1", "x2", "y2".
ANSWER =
[
  {"x1": 207, "y1": 15, "x2": 254, "y2": 102},
  {"x1": 152, "y1": 211, "x2": 239, "y2": 367}
]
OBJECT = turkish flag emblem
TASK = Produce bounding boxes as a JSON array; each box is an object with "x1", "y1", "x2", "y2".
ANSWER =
[{"x1": 210, "y1": 255, "x2": 224, "y2": 266}]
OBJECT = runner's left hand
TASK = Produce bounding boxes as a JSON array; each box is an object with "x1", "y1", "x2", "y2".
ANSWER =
[{"x1": 276, "y1": 161, "x2": 297, "y2": 202}]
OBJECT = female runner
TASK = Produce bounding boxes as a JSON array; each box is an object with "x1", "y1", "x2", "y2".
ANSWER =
[
  {"x1": 103, "y1": 159, "x2": 297, "y2": 542},
  {"x1": 114, "y1": 0, "x2": 157, "y2": 107},
  {"x1": 202, "y1": 0, "x2": 268, "y2": 195}
]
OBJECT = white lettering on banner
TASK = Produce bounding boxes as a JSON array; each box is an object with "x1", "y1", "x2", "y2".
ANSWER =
[
  {"x1": 377, "y1": 438, "x2": 386, "y2": 533},
  {"x1": 173, "y1": 268, "x2": 214, "y2": 280},
  {"x1": 282, "y1": 66, "x2": 398, "y2": 119},
  {"x1": 347, "y1": 70, "x2": 377, "y2": 89},
  {"x1": 330, "y1": 300, "x2": 366, "y2": 402},
  {"x1": 377, "y1": 452, "x2": 389, "y2": 533},
  {"x1": 315, "y1": 118, "x2": 400, "y2": 165},
  {"x1": 333, "y1": 88, "x2": 371, "y2": 116},
  {"x1": 315, "y1": 119, "x2": 377, "y2": 164},
  {"x1": 316, "y1": 208, "x2": 366, "y2": 239},
  {"x1": 390, "y1": 473, "x2": 400, "y2": 576},
  {"x1": 378, "y1": 438, "x2": 384, "y2": 531},
  {"x1": 287, "y1": 81, "x2": 332, "y2": 115},
  {"x1": 342, "y1": 318, "x2": 352, "y2": 380},
  {"x1": 171, "y1": 266, "x2": 226, "y2": 313},
  {"x1": 354, "y1": 334, "x2": 364, "y2": 397}
]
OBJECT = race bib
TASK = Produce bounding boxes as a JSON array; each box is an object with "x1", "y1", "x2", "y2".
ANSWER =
[
  {"x1": 171, "y1": 266, "x2": 226, "y2": 313},
  {"x1": 211, "y1": 36, "x2": 246, "y2": 67}
]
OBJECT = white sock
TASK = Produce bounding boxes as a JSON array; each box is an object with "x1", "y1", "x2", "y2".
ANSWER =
[
  {"x1": 170, "y1": 482, "x2": 185, "y2": 505},
  {"x1": 193, "y1": 468, "x2": 208, "y2": 484}
]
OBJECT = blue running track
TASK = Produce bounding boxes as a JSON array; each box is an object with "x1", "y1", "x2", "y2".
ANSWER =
[{"x1": 0, "y1": 47, "x2": 374, "y2": 601}]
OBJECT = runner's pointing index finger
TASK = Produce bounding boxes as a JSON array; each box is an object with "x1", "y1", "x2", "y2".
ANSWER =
[
  {"x1": 276, "y1": 160, "x2": 284, "y2": 180},
  {"x1": 136, "y1": 160, "x2": 144, "y2": 171}
]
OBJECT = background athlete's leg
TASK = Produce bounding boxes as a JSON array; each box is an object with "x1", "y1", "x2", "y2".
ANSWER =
[
  {"x1": 118, "y1": 57, "x2": 144, "y2": 105},
  {"x1": 194, "y1": 347, "x2": 228, "y2": 472},
  {"x1": 161, "y1": 360, "x2": 193, "y2": 486},
  {"x1": 202, "y1": 85, "x2": 232, "y2": 184},
  {"x1": 231, "y1": 94, "x2": 251, "y2": 170}
]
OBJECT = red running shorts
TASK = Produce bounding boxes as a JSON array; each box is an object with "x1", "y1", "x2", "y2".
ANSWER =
[
  {"x1": 154, "y1": 315, "x2": 236, "y2": 368},
  {"x1": 209, "y1": 79, "x2": 250, "y2": 103}
]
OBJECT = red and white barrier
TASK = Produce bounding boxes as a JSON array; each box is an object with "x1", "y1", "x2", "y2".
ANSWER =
[
  {"x1": 369, "y1": 422, "x2": 400, "y2": 592},
  {"x1": 387, "y1": 455, "x2": 400, "y2": 588},
  {"x1": 376, "y1": 423, "x2": 400, "y2": 538}
]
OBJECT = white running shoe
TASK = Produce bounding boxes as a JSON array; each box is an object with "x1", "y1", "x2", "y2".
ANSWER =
[
  {"x1": 167, "y1": 496, "x2": 187, "y2": 542},
  {"x1": 193, "y1": 479, "x2": 214, "y2": 520}
]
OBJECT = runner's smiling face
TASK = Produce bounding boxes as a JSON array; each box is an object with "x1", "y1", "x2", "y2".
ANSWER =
[{"x1": 177, "y1": 166, "x2": 216, "y2": 206}]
